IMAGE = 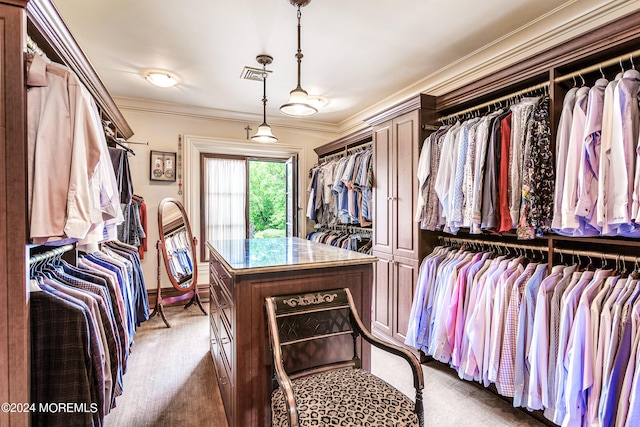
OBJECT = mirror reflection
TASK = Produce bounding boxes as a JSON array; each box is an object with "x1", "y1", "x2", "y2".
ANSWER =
[
  {"x1": 160, "y1": 203, "x2": 194, "y2": 289},
  {"x1": 152, "y1": 198, "x2": 206, "y2": 328}
]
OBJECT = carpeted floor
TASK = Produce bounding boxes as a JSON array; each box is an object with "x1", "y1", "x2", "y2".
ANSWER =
[
  {"x1": 106, "y1": 303, "x2": 548, "y2": 427},
  {"x1": 104, "y1": 305, "x2": 228, "y2": 427},
  {"x1": 372, "y1": 349, "x2": 549, "y2": 427}
]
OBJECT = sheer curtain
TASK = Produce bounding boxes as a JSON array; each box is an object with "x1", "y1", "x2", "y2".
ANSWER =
[{"x1": 203, "y1": 157, "x2": 246, "y2": 245}]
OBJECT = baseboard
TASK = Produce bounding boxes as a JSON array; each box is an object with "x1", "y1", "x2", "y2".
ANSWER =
[{"x1": 147, "y1": 283, "x2": 210, "y2": 308}]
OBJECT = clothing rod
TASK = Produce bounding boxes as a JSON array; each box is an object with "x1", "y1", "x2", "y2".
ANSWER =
[
  {"x1": 319, "y1": 142, "x2": 371, "y2": 161},
  {"x1": 109, "y1": 133, "x2": 148, "y2": 145},
  {"x1": 120, "y1": 140, "x2": 148, "y2": 146},
  {"x1": 346, "y1": 141, "x2": 372, "y2": 153},
  {"x1": 164, "y1": 224, "x2": 186, "y2": 238},
  {"x1": 555, "y1": 48, "x2": 640, "y2": 84},
  {"x1": 320, "y1": 152, "x2": 343, "y2": 163},
  {"x1": 317, "y1": 224, "x2": 372, "y2": 233},
  {"x1": 439, "y1": 236, "x2": 546, "y2": 252},
  {"x1": 28, "y1": 244, "x2": 75, "y2": 266},
  {"x1": 106, "y1": 135, "x2": 136, "y2": 155},
  {"x1": 552, "y1": 247, "x2": 640, "y2": 264},
  {"x1": 438, "y1": 82, "x2": 549, "y2": 123}
]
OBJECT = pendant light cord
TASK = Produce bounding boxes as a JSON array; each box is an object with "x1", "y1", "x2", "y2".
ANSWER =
[
  {"x1": 295, "y1": 6, "x2": 303, "y2": 91},
  {"x1": 261, "y1": 64, "x2": 268, "y2": 126}
]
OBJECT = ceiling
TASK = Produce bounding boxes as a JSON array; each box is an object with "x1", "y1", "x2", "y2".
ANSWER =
[{"x1": 51, "y1": 0, "x2": 635, "y2": 132}]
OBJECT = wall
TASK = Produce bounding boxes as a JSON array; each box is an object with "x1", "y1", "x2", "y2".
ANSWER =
[{"x1": 114, "y1": 97, "x2": 338, "y2": 289}]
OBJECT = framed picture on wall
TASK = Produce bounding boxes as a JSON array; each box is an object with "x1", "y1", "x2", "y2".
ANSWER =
[{"x1": 150, "y1": 150, "x2": 177, "y2": 182}]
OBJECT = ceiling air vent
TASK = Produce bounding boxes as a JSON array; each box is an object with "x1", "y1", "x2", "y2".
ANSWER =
[{"x1": 240, "y1": 66, "x2": 271, "y2": 82}]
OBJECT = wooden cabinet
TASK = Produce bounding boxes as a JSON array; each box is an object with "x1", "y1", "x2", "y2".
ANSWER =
[
  {"x1": 0, "y1": 3, "x2": 29, "y2": 426},
  {"x1": 209, "y1": 257, "x2": 235, "y2": 424},
  {"x1": 207, "y1": 238, "x2": 376, "y2": 427},
  {"x1": 372, "y1": 251, "x2": 419, "y2": 345},
  {"x1": 366, "y1": 95, "x2": 437, "y2": 353},
  {"x1": 372, "y1": 109, "x2": 423, "y2": 259}
]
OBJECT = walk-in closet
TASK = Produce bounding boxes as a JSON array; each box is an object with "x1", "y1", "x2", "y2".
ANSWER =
[{"x1": 3, "y1": 1, "x2": 640, "y2": 427}]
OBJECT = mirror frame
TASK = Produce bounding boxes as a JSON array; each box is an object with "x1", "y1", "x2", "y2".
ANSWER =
[{"x1": 157, "y1": 197, "x2": 198, "y2": 293}]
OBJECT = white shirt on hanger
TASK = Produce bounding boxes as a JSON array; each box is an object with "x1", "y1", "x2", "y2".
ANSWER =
[
  {"x1": 609, "y1": 70, "x2": 640, "y2": 231},
  {"x1": 552, "y1": 88, "x2": 578, "y2": 233},
  {"x1": 597, "y1": 75, "x2": 623, "y2": 235},
  {"x1": 560, "y1": 86, "x2": 592, "y2": 235}
]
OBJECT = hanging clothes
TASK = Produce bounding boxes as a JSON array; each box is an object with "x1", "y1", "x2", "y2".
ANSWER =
[
  {"x1": 407, "y1": 241, "x2": 640, "y2": 427},
  {"x1": 163, "y1": 228, "x2": 195, "y2": 282},
  {"x1": 306, "y1": 227, "x2": 372, "y2": 254},
  {"x1": 117, "y1": 197, "x2": 146, "y2": 249},
  {"x1": 553, "y1": 69, "x2": 640, "y2": 238},
  {"x1": 308, "y1": 147, "x2": 373, "y2": 228},
  {"x1": 30, "y1": 242, "x2": 146, "y2": 427},
  {"x1": 26, "y1": 54, "x2": 123, "y2": 251},
  {"x1": 136, "y1": 196, "x2": 148, "y2": 260},
  {"x1": 415, "y1": 95, "x2": 552, "y2": 239},
  {"x1": 517, "y1": 96, "x2": 554, "y2": 239}
]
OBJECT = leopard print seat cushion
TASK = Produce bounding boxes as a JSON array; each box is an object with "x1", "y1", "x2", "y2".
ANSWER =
[{"x1": 271, "y1": 368, "x2": 419, "y2": 426}]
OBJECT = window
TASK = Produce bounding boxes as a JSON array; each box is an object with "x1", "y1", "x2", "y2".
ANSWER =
[
  {"x1": 249, "y1": 159, "x2": 286, "y2": 238},
  {"x1": 200, "y1": 153, "x2": 298, "y2": 259},
  {"x1": 202, "y1": 155, "x2": 247, "y2": 243}
]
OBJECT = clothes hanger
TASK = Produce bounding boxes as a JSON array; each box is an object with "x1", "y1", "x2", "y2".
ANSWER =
[
  {"x1": 584, "y1": 254, "x2": 594, "y2": 271},
  {"x1": 573, "y1": 250, "x2": 581, "y2": 268}
]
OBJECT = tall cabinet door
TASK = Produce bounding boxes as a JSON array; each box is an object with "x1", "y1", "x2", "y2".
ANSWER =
[
  {"x1": 372, "y1": 122, "x2": 393, "y2": 254},
  {"x1": 392, "y1": 255, "x2": 420, "y2": 344},
  {"x1": 392, "y1": 110, "x2": 420, "y2": 260},
  {"x1": 372, "y1": 251, "x2": 393, "y2": 337}
]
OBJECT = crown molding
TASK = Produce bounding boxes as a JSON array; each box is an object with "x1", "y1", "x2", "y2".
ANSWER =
[
  {"x1": 345, "y1": 0, "x2": 638, "y2": 129},
  {"x1": 113, "y1": 96, "x2": 340, "y2": 135}
]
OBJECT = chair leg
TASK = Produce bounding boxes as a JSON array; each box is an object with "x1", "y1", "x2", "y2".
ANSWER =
[{"x1": 416, "y1": 389, "x2": 424, "y2": 426}]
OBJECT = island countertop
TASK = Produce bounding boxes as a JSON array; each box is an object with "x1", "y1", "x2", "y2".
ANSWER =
[{"x1": 206, "y1": 237, "x2": 377, "y2": 275}]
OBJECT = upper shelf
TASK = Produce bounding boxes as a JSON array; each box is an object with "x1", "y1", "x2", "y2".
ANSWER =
[{"x1": 435, "y1": 9, "x2": 640, "y2": 116}]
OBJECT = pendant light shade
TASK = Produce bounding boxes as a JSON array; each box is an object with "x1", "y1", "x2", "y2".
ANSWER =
[
  {"x1": 280, "y1": 0, "x2": 317, "y2": 117},
  {"x1": 252, "y1": 124, "x2": 278, "y2": 144},
  {"x1": 251, "y1": 55, "x2": 278, "y2": 144},
  {"x1": 281, "y1": 87, "x2": 317, "y2": 117}
]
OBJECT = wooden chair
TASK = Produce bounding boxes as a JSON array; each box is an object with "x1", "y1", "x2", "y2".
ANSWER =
[{"x1": 265, "y1": 288, "x2": 424, "y2": 426}]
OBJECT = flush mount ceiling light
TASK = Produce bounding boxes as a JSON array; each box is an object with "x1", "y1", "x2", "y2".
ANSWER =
[
  {"x1": 144, "y1": 71, "x2": 178, "y2": 88},
  {"x1": 251, "y1": 55, "x2": 278, "y2": 144},
  {"x1": 280, "y1": 0, "x2": 318, "y2": 117},
  {"x1": 307, "y1": 95, "x2": 329, "y2": 110}
]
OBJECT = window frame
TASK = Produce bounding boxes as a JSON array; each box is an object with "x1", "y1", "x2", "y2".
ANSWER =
[{"x1": 183, "y1": 135, "x2": 305, "y2": 267}]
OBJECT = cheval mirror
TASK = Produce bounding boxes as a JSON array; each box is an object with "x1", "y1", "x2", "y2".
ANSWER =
[{"x1": 152, "y1": 197, "x2": 207, "y2": 327}]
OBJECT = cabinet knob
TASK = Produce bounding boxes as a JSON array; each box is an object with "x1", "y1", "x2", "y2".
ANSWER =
[{"x1": 220, "y1": 376, "x2": 228, "y2": 385}]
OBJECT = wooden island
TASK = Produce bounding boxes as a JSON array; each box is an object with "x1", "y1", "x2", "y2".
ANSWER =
[{"x1": 207, "y1": 237, "x2": 377, "y2": 427}]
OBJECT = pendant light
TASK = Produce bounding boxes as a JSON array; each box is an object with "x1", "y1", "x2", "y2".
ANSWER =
[
  {"x1": 251, "y1": 55, "x2": 278, "y2": 144},
  {"x1": 280, "y1": 0, "x2": 318, "y2": 117}
]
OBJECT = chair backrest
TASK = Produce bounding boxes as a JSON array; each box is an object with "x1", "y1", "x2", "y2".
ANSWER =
[{"x1": 265, "y1": 288, "x2": 362, "y2": 383}]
